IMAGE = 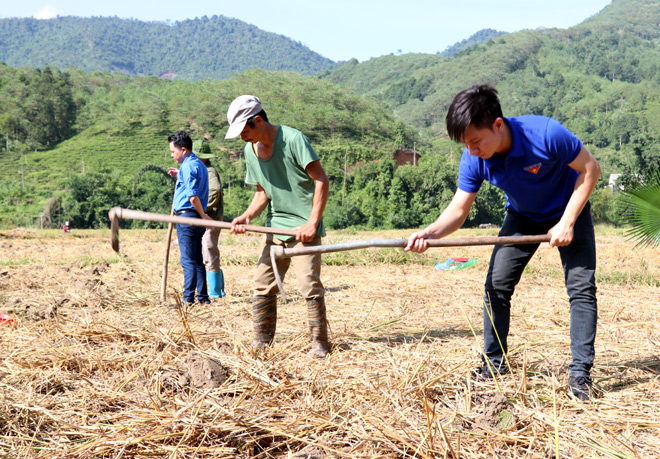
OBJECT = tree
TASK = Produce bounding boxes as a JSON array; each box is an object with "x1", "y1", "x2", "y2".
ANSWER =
[
  {"x1": 128, "y1": 165, "x2": 175, "y2": 227},
  {"x1": 63, "y1": 169, "x2": 127, "y2": 228},
  {"x1": 387, "y1": 176, "x2": 417, "y2": 228}
]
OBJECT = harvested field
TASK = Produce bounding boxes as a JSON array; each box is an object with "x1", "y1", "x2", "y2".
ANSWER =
[{"x1": 0, "y1": 226, "x2": 659, "y2": 458}]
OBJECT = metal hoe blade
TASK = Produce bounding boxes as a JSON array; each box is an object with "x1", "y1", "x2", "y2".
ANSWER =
[{"x1": 271, "y1": 247, "x2": 287, "y2": 302}]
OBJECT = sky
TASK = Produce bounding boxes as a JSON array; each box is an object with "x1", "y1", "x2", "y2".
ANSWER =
[{"x1": 1, "y1": 0, "x2": 614, "y2": 62}]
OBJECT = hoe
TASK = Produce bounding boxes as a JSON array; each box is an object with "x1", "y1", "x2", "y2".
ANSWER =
[{"x1": 109, "y1": 207, "x2": 550, "y2": 300}]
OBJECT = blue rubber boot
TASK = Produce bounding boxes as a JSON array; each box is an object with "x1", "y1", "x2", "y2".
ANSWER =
[
  {"x1": 218, "y1": 269, "x2": 226, "y2": 297},
  {"x1": 207, "y1": 271, "x2": 226, "y2": 299}
]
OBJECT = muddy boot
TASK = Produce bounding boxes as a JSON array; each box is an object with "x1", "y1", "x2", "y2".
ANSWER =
[
  {"x1": 252, "y1": 295, "x2": 277, "y2": 349},
  {"x1": 306, "y1": 297, "x2": 330, "y2": 358}
]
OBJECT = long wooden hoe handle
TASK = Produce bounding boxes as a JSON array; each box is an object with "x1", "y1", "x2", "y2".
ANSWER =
[
  {"x1": 160, "y1": 205, "x2": 176, "y2": 303},
  {"x1": 268, "y1": 234, "x2": 551, "y2": 300},
  {"x1": 109, "y1": 207, "x2": 296, "y2": 253},
  {"x1": 271, "y1": 234, "x2": 551, "y2": 258}
]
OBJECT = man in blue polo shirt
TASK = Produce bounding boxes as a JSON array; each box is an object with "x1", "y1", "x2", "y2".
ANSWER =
[
  {"x1": 405, "y1": 85, "x2": 601, "y2": 401},
  {"x1": 168, "y1": 130, "x2": 211, "y2": 307}
]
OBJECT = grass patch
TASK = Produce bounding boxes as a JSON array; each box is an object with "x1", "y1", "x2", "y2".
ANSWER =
[
  {"x1": 69, "y1": 256, "x2": 129, "y2": 267},
  {"x1": 323, "y1": 248, "x2": 432, "y2": 266},
  {"x1": 596, "y1": 269, "x2": 660, "y2": 287},
  {"x1": 0, "y1": 258, "x2": 32, "y2": 266},
  {"x1": 223, "y1": 254, "x2": 260, "y2": 266}
]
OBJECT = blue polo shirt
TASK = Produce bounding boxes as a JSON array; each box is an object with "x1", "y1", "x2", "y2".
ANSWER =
[
  {"x1": 173, "y1": 152, "x2": 209, "y2": 213},
  {"x1": 457, "y1": 115, "x2": 582, "y2": 221}
]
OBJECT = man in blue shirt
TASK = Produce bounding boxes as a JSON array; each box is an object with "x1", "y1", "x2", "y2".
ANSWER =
[
  {"x1": 405, "y1": 85, "x2": 601, "y2": 401},
  {"x1": 168, "y1": 130, "x2": 211, "y2": 307}
]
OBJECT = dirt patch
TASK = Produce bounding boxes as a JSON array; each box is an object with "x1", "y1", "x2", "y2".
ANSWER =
[
  {"x1": 182, "y1": 351, "x2": 230, "y2": 389},
  {"x1": 474, "y1": 392, "x2": 518, "y2": 432},
  {"x1": 0, "y1": 229, "x2": 37, "y2": 239}
]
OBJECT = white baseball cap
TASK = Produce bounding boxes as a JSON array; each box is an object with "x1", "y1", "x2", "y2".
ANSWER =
[{"x1": 225, "y1": 95, "x2": 263, "y2": 139}]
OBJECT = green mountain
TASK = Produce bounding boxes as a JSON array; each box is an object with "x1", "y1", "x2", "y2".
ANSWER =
[
  {"x1": 0, "y1": 66, "x2": 426, "y2": 229},
  {"x1": 0, "y1": 15, "x2": 337, "y2": 80},
  {"x1": 3, "y1": 0, "x2": 659, "y2": 231},
  {"x1": 312, "y1": 0, "x2": 660, "y2": 229},
  {"x1": 438, "y1": 29, "x2": 506, "y2": 58},
  {"x1": 320, "y1": 0, "x2": 660, "y2": 159}
]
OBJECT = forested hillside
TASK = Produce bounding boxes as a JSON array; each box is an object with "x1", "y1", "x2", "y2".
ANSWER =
[
  {"x1": 3, "y1": 66, "x2": 461, "y2": 231},
  {"x1": 2, "y1": 0, "x2": 658, "y2": 231},
  {"x1": 0, "y1": 15, "x2": 337, "y2": 80},
  {"x1": 438, "y1": 29, "x2": 506, "y2": 58},
  {"x1": 320, "y1": 0, "x2": 660, "y2": 176}
]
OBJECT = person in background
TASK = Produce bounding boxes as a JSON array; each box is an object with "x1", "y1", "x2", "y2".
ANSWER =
[
  {"x1": 193, "y1": 139, "x2": 226, "y2": 298},
  {"x1": 227, "y1": 95, "x2": 331, "y2": 358},
  {"x1": 63, "y1": 221, "x2": 71, "y2": 233},
  {"x1": 168, "y1": 130, "x2": 211, "y2": 307},
  {"x1": 405, "y1": 85, "x2": 601, "y2": 401}
]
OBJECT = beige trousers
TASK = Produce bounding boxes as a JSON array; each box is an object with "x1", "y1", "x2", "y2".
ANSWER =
[
  {"x1": 202, "y1": 227, "x2": 221, "y2": 272},
  {"x1": 254, "y1": 234, "x2": 324, "y2": 300}
]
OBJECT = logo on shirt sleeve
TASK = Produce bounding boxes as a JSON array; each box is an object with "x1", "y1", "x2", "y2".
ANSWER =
[{"x1": 523, "y1": 162, "x2": 542, "y2": 174}]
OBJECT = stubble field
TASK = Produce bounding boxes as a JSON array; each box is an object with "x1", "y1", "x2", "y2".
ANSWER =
[{"x1": 0, "y1": 226, "x2": 658, "y2": 458}]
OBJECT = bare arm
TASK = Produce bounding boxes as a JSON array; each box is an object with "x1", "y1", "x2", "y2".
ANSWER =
[
  {"x1": 404, "y1": 189, "x2": 477, "y2": 253},
  {"x1": 548, "y1": 146, "x2": 601, "y2": 247},
  {"x1": 295, "y1": 160, "x2": 330, "y2": 242},
  {"x1": 230, "y1": 185, "x2": 270, "y2": 234}
]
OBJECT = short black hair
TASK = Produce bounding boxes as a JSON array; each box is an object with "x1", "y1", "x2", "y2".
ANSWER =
[
  {"x1": 245, "y1": 109, "x2": 269, "y2": 128},
  {"x1": 167, "y1": 130, "x2": 193, "y2": 151},
  {"x1": 446, "y1": 85, "x2": 503, "y2": 142}
]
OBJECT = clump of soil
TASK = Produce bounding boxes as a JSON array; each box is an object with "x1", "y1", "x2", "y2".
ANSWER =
[
  {"x1": 181, "y1": 351, "x2": 230, "y2": 389},
  {"x1": 474, "y1": 392, "x2": 518, "y2": 432}
]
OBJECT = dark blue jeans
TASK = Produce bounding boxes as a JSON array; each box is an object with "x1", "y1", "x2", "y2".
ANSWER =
[
  {"x1": 176, "y1": 214, "x2": 208, "y2": 303},
  {"x1": 483, "y1": 207, "x2": 597, "y2": 376}
]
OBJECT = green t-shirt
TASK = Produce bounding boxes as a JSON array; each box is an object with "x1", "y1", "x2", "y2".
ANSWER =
[{"x1": 244, "y1": 125, "x2": 325, "y2": 241}]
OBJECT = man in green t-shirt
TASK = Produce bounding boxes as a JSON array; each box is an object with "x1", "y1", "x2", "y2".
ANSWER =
[{"x1": 226, "y1": 95, "x2": 331, "y2": 358}]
